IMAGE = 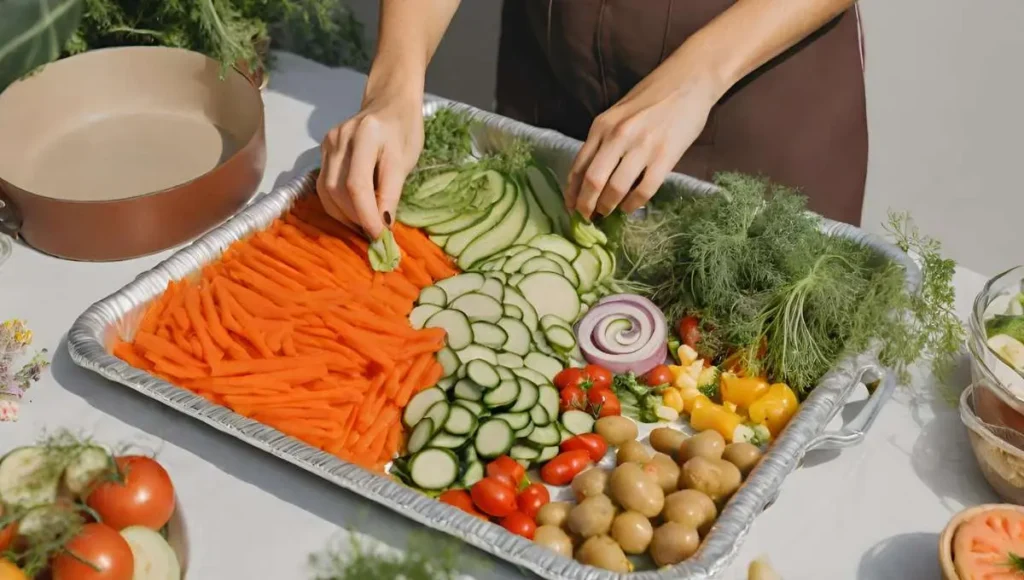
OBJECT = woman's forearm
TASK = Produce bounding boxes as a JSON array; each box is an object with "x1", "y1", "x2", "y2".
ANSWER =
[
  {"x1": 364, "y1": 0, "x2": 462, "y2": 103},
  {"x1": 668, "y1": 0, "x2": 856, "y2": 101}
]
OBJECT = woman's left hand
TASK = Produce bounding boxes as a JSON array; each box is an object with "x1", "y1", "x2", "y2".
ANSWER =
[{"x1": 566, "y1": 67, "x2": 722, "y2": 219}]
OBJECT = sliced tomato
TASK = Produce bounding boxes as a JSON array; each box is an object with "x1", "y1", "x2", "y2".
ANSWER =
[
  {"x1": 554, "y1": 368, "x2": 590, "y2": 391},
  {"x1": 87, "y1": 456, "x2": 175, "y2": 531},
  {"x1": 51, "y1": 523, "x2": 134, "y2": 580},
  {"x1": 582, "y1": 365, "x2": 612, "y2": 391}
]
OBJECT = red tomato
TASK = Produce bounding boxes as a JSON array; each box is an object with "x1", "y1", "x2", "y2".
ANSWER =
[
  {"x1": 587, "y1": 388, "x2": 621, "y2": 418},
  {"x1": 583, "y1": 365, "x2": 613, "y2": 391},
  {"x1": 470, "y1": 477, "x2": 517, "y2": 518},
  {"x1": 560, "y1": 433, "x2": 609, "y2": 462},
  {"x1": 559, "y1": 385, "x2": 587, "y2": 413},
  {"x1": 51, "y1": 523, "x2": 134, "y2": 580},
  {"x1": 439, "y1": 489, "x2": 488, "y2": 520},
  {"x1": 554, "y1": 368, "x2": 589, "y2": 391},
  {"x1": 644, "y1": 364, "x2": 673, "y2": 387},
  {"x1": 516, "y1": 483, "x2": 550, "y2": 520},
  {"x1": 540, "y1": 450, "x2": 592, "y2": 486},
  {"x1": 0, "y1": 504, "x2": 16, "y2": 552},
  {"x1": 486, "y1": 456, "x2": 526, "y2": 488},
  {"x1": 678, "y1": 316, "x2": 701, "y2": 348},
  {"x1": 87, "y1": 456, "x2": 176, "y2": 531},
  {"x1": 500, "y1": 511, "x2": 537, "y2": 539}
]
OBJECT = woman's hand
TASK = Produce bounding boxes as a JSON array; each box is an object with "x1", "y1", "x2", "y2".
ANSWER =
[
  {"x1": 566, "y1": 66, "x2": 722, "y2": 219},
  {"x1": 317, "y1": 91, "x2": 424, "y2": 240}
]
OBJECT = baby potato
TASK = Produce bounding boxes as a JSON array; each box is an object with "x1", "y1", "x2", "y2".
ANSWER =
[
  {"x1": 610, "y1": 511, "x2": 654, "y2": 554},
  {"x1": 567, "y1": 494, "x2": 615, "y2": 538},
  {"x1": 649, "y1": 522, "x2": 700, "y2": 566},
  {"x1": 679, "y1": 456, "x2": 743, "y2": 503},
  {"x1": 576, "y1": 535, "x2": 631, "y2": 573},
  {"x1": 649, "y1": 427, "x2": 688, "y2": 458},
  {"x1": 609, "y1": 462, "x2": 665, "y2": 518},
  {"x1": 662, "y1": 489, "x2": 717, "y2": 535},
  {"x1": 616, "y1": 440, "x2": 652, "y2": 465},
  {"x1": 595, "y1": 416, "x2": 639, "y2": 447},
  {"x1": 722, "y1": 442, "x2": 763, "y2": 476},
  {"x1": 678, "y1": 430, "x2": 726, "y2": 463},
  {"x1": 536, "y1": 501, "x2": 573, "y2": 528},
  {"x1": 572, "y1": 467, "x2": 609, "y2": 502},
  {"x1": 534, "y1": 525, "x2": 573, "y2": 558},
  {"x1": 643, "y1": 453, "x2": 681, "y2": 495}
]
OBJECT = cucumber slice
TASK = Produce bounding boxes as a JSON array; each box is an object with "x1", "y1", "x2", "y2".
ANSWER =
[
  {"x1": 525, "y1": 165, "x2": 572, "y2": 237},
  {"x1": 509, "y1": 273, "x2": 525, "y2": 287},
  {"x1": 516, "y1": 272, "x2": 581, "y2": 323},
  {"x1": 454, "y1": 399, "x2": 486, "y2": 417},
  {"x1": 515, "y1": 423, "x2": 536, "y2": 439},
  {"x1": 461, "y1": 461, "x2": 485, "y2": 487},
  {"x1": 459, "y1": 181, "x2": 529, "y2": 269},
  {"x1": 502, "y1": 287, "x2": 539, "y2": 331},
  {"x1": 429, "y1": 234, "x2": 450, "y2": 246},
  {"x1": 434, "y1": 273, "x2": 486, "y2": 302},
  {"x1": 449, "y1": 292, "x2": 504, "y2": 324},
  {"x1": 437, "y1": 376, "x2": 456, "y2": 392},
  {"x1": 527, "y1": 424, "x2": 561, "y2": 447},
  {"x1": 408, "y1": 449, "x2": 459, "y2": 490},
  {"x1": 539, "y1": 385, "x2": 560, "y2": 419},
  {"x1": 497, "y1": 317, "x2": 532, "y2": 356},
  {"x1": 397, "y1": 205, "x2": 457, "y2": 228},
  {"x1": 403, "y1": 387, "x2": 447, "y2": 428},
  {"x1": 524, "y1": 352, "x2": 563, "y2": 382},
  {"x1": 120, "y1": 525, "x2": 182, "y2": 580},
  {"x1": 422, "y1": 401, "x2": 451, "y2": 436},
  {"x1": 456, "y1": 366, "x2": 469, "y2": 379},
  {"x1": 503, "y1": 304, "x2": 523, "y2": 319},
  {"x1": 512, "y1": 173, "x2": 553, "y2": 245},
  {"x1": 572, "y1": 249, "x2": 602, "y2": 293},
  {"x1": 466, "y1": 360, "x2": 500, "y2": 389},
  {"x1": 409, "y1": 304, "x2": 442, "y2": 330},
  {"x1": 487, "y1": 271, "x2": 509, "y2": 284},
  {"x1": 541, "y1": 252, "x2": 581, "y2": 287},
  {"x1": 455, "y1": 345, "x2": 499, "y2": 365},
  {"x1": 479, "y1": 278, "x2": 505, "y2": 302},
  {"x1": 520, "y1": 256, "x2": 563, "y2": 276},
  {"x1": 591, "y1": 244, "x2": 615, "y2": 282},
  {"x1": 427, "y1": 210, "x2": 488, "y2": 235},
  {"x1": 63, "y1": 446, "x2": 114, "y2": 497},
  {"x1": 417, "y1": 286, "x2": 448, "y2": 307},
  {"x1": 428, "y1": 433, "x2": 469, "y2": 449},
  {"x1": 527, "y1": 234, "x2": 580, "y2": 262},
  {"x1": 496, "y1": 366, "x2": 516, "y2": 381},
  {"x1": 474, "y1": 419, "x2": 516, "y2": 459},
  {"x1": 544, "y1": 326, "x2": 577, "y2": 352},
  {"x1": 510, "y1": 379, "x2": 540, "y2": 412},
  {"x1": 510, "y1": 445, "x2": 541, "y2": 462},
  {"x1": 538, "y1": 446, "x2": 560, "y2": 463},
  {"x1": 493, "y1": 412, "x2": 531, "y2": 431},
  {"x1": 540, "y1": 314, "x2": 572, "y2": 332},
  {"x1": 447, "y1": 180, "x2": 515, "y2": 256},
  {"x1": 0, "y1": 447, "x2": 60, "y2": 508},
  {"x1": 453, "y1": 379, "x2": 485, "y2": 402},
  {"x1": 478, "y1": 258, "x2": 506, "y2": 272},
  {"x1": 411, "y1": 171, "x2": 460, "y2": 201},
  {"x1": 580, "y1": 292, "x2": 599, "y2": 306},
  {"x1": 444, "y1": 406, "x2": 478, "y2": 435},
  {"x1": 561, "y1": 410, "x2": 596, "y2": 435},
  {"x1": 471, "y1": 322, "x2": 508, "y2": 349},
  {"x1": 425, "y1": 309, "x2": 474, "y2": 350},
  {"x1": 502, "y1": 247, "x2": 542, "y2": 274},
  {"x1": 482, "y1": 380, "x2": 521, "y2": 408},
  {"x1": 436, "y1": 348, "x2": 460, "y2": 378},
  {"x1": 18, "y1": 504, "x2": 82, "y2": 540},
  {"x1": 512, "y1": 367, "x2": 550, "y2": 386},
  {"x1": 496, "y1": 352, "x2": 524, "y2": 369},
  {"x1": 407, "y1": 419, "x2": 435, "y2": 454},
  {"x1": 529, "y1": 404, "x2": 551, "y2": 426}
]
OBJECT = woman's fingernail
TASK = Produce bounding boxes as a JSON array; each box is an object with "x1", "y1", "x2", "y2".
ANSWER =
[{"x1": 383, "y1": 211, "x2": 393, "y2": 226}]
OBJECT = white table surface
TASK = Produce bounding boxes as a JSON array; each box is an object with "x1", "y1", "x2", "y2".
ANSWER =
[{"x1": 0, "y1": 52, "x2": 1002, "y2": 580}]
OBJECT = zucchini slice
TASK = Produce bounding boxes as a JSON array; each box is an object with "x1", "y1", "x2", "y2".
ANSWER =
[
  {"x1": 434, "y1": 273, "x2": 486, "y2": 302},
  {"x1": 455, "y1": 345, "x2": 499, "y2": 366},
  {"x1": 527, "y1": 234, "x2": 580, "y2": 262},
  {"x1": 461, "y1": 461, "x2": 485, "y2": 487},
  {"x1": 453, "y1": 379, "x2": 485, "y2": 402},
  {"x1": 482, "y1": 380, "x2": 521, "y2": 408},
  {"x1": 408, "y1": 449, "x2": 459, "y2": 490},
  {"x1": 474, "y1": 419, "x2": 516, "y2": 459},
  {"x1": 497, "y1": 317, "x2": 532, "y2": 357},
  {"x1": 417, "y1": 286, "x2": 448, "y2": 307},
  {"x1": 407, "y1": 419, "x2": 435, "y2": 454},
  {"x1": 509, "y1": 379, "x2": 540, "y2": 413},
  {"x1": 459, "y1": 181, "x2": 529, "y2": 269},
  {"x1": 409, "y1": 304, "x2": 442, "y2": 330},
  {"x1": 470, "y1": 322, "x2": 508, "y2": 350},
  {"x1": 561, "y1": 410, "x2": 596, "y2": 435},
  {"x1": 425, "y1": 309, "x2": 474, "y2": 350},
  {"x1": 466, "y1": 360, "x2": 500, "y2": 389},
  {"x1": 0, "y1": 447, "x2": 60, "y2": 508},
  {"x1": 449, "y1": 292, "x2": 504, "y2": 324},
  {"x1": 403, "y1": 387, "x2": 447, "y2": 428},
  {"x1": 444, "y1": 406, "x2": 478, "y2": 436},
  {"x1": 524, "y1": 352, "x2": 563, "y2": 382},
  {"x1": 436, "y1": 347, "x2": 460, "y2": 378},
  {"x1": 516, "y1": 272, "x2": 581, "y2": 323},
  {"x1": 496, "y1": 352, "x2": 524, "y2": 369}
]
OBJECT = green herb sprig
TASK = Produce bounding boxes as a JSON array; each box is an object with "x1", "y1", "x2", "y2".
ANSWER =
[{"x1": 309, "y1": 531, "x2": 465, "y2": 580}]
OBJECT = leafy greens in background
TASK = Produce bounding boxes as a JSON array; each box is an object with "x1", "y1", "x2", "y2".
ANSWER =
[{"x1": 0, "y1": 0, "x2": 84, "y2": 91}]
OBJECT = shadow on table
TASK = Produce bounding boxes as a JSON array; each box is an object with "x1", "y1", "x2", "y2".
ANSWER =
[
  {"x1": 50, "y1": 338, "x2": 528, "y2": 579},
  {"x1": 857, "y1": 532, "x2": 941, "y2": 580},
  {"x1": 800, "y1": 383, "x2": 871, "y2": 470}
]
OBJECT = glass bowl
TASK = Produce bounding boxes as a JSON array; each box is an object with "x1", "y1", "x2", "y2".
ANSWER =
[
  {"x1": 968, "y1": 266, "x2": 1024, "y2": 417},
  {"x1": 961, "y1": 384, "x2": 1024, "y2": 505}
]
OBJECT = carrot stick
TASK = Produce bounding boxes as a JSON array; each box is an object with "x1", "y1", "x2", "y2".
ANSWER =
[
  {"x1": 200, "y1": 282, "x2": 249, "y2": 360},
  {"x1": 134, "y1": 331, "x2": 205, "y2": 368},
  {"x1": 113, "y1": 340, "x2": 153, "y2": 370},
  {"x1": 183, "y1": 284, "x2": 222, "y2": 364}
]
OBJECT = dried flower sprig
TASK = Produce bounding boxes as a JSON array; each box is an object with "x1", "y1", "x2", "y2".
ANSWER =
[{"x1": 0, "y1": 319, "x2": 50, "y2": 422}]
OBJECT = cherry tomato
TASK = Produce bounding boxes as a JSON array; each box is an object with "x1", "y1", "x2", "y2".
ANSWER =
[
  {"x1": 583, "y1": 364, "x2": 613, "y2": 391},
  {"x1": 554, "y1": 368, "x2": 589, "y2": 390},
  {"x1": 644, "y1": 364, "x2": 673, "y2": 387},
  {"x1": 559, "y1": 385, "x2": 587, "y2": 413},
  {"x1": 87, "y1": 456, "x2": 176, "y2": 531},
  {"x1": 587, "y1": 387, "x2": 621, "y2": 418},
  {"x1": 678, "y1": 316, "x2": 701, "y2": 348},
  {"x1": 516, "y1": 483, "x2": 550, "y2": 520},
  {"x1": 0, "y1": 559, "x2": 26, "y2": 580},
  {"x1": 540, "y1": 450, "x2": 592, "y2": 486},
  {"x1": 0, "y1": 504, "x2": 16, "y2": 553},
  {"x1": 439, "y1": 489, "x2": 488, "y2": 520},
  {"x1": 51, "y1": 523, "x2": 134, "y2": 580},
  {"x1": 500, "y1": 511, "x2": 537, "y2": 539},
  {"x1": 486, "y1": 456, "x2": 526, "y2": 488},
  {"x1": 470, "y1": 477, "x2": 517, "y2": 518},
  {"x1": 560, "y1": 433, "x2": 609, "y2": 462}
]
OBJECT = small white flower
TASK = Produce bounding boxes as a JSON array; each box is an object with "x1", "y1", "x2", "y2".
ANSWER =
[{"x1": 0, "y1": 399, "x2": 19, "y2": 422}]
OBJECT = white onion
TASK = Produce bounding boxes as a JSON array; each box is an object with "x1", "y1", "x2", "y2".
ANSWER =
[{"x1": 575, "y1": 294, "x2": 669, "y2": 375}]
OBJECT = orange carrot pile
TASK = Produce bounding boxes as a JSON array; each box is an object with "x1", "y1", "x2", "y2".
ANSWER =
[{"x1": 113, "y1": 195, "x2": 459, "y2": 472}]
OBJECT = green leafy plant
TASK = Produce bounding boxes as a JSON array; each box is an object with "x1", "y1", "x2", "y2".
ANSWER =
[
  {"x1": 0, "y1": 0, "x2": 84, "y2": 91},
  {"x1": 309, "y1": 531, "x2": 463, "y2": 580}
]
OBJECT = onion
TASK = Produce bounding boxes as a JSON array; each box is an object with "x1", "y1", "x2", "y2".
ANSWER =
[{"x1": 575, "y1": 294, "x2": 669, "y2": 375}]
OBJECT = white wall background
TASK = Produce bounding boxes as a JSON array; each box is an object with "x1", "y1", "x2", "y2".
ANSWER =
[{"x1": 348, "y1": 0, "x2": 1024, "y2": 277}]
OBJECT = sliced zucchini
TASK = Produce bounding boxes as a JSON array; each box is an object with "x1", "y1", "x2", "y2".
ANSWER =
[
  {"x1": 454, "y1": 399, "x2": 486, "y2": 417},
  {"x1": 496, "y1": 352, "x2": 524, "y2": 369},
  {"x1": 538, "y1": 385, "x2": 560, "y2": 420},
  {"x1": 512, "y1": 367, "x2": 550, "y2": 387},
  {"x1": 544, "y1": 326, "x2": 577, "y2": 352},
  {"x1": 561, "y1": 410, "x2": 596, "y2": 435},
  {"x1": 466, "y1": 360, "x2": 500, "y2": 389},
  {"x1": 497, "y1": 317, "x2": 532, "y2": 357},
  {"x1": 429, "y1": 234, "x2": 450, "y2": 247},
  {"x1": 407, "y1": 419, "x2": 435, "y2": 454},
  {"x1": 509, "y1": 445, "x2": 541, "y2": 462},
  {"x1": 425, "y1": 309, "x2": 474, "y2": 350},
  {"x1": 509, "y1": 273, "x2": 525, "y2": 287},
  {"x1": 501, "y1": 247, "x2": 542, "y2": 274},
  {"x1": 492, "y1": 412, "x2": 531, "y2": 431},
  {"x1": 479, "y1": 278, "x2": 505, "y2": 302},
  {"x1": 502, "y1": 287, "x2": 539, "y2": 331},
  {"x1": 427, "y1": 210, "x2": 487, "y2": 235},
  {"x1": 428, "y1": 432, "x2": 470, "y2": 450},
  {"x1": 514, "y1": 422, "x2": 536, "y2": 439},
  {"x1": 17, "y1": 504, "x2": 82, "y2": 541},
  {"x1": 540, "y1": 251, "x2": 580, "y2": 287},
  {"x1": 449, "y1": 292, "x2": 504, "y2": 324},
  {"x1": 572, "y1": 249, "x2": 602, "y2": 293},
  {"x1": 527, "y1": 234, "x2": 580, "y2": 262},
  {"x1": 503, "y1": 304, "x2": 523, "y2": 319},
  {"x1": 538, "y1": 446, "x2": 560, "y2": 463},
  {"x1": 453, "y1": 379, "x2": 484, "y2": 402},
  {"x1": 461, "y1": 461, "x2": 485, "y2": 487},
  {"x1": 437, "y1": 376, "x2": 456, "y2": 392},
  {"x1": 474, "y1": 419, "x2": 516, "y2": 459},
  {"x1": 529, "y1": 404, "x2": 551, "y2": 426},
  {"x1": 403, "y1": 387, "x2": 448, "y2": 428},
  {"x1": 479, "y1": 258, "x2": 506, "y2": 272},
  {"x1": 436, "y1": 348, "x2": 460, "y2": 378},
  {"x1": 398, "y1": 205, "x2": 458, "y2": 229},
  {"x1": 422, "y1": 401, "x2": 451, "y2": 436},
  {"x1": 410, "y1": 171, "x2": 460, "y2": 201},
  {"x1": 516, "y1": 271, "x2": 582, "y2": 323},
  {"x1": 496, "y1": 366, "x2": 516, "y2": 381},
  {"x1": 482, "y1": 380, "x2": 521, "y2": 408},
  {"x1": 417, "y1": 286, "x2": 448, "y2": 307},
  {"x1": 455, "y1": 345, "x2": 499, "y2": 366},
  {"x1": 434, "y1": 273, "x2": 486, "y2": 302},
  {"x1": 470, "y1": 322, "x2": 508, "y2": 349},
  {"x1": 524, "y1": 352, "x2": 563, "y2": 382},
  {"x1": 447, "y1": 180, "x2": 515, "y2": 257},
  {"x1": 527, "y1": 423, "x2": 561, "y2": 447},
  {"x1": 532, "y1": 330, "x2": 558, "y2": 356},
  {"x1": 520, "y1": 256, "x2": 563, "y2": 276},
  {"x1": 525, "y1": 165, "x2": 572, "y2": 237},
  {"x1": 540, "y1": 314, "x2": 573, "y2": 332},
  {"x1": 510, "y1": 379, "x2": 540, "y2": 413},
  {"x1": 408, "y1": 448, "x2": 459, "y2": 490},
  {"x1": 409, "y1": 304, "x2": 442, "y2": 330},
  {"x1": 591, "y1": 244, "x2": 615, "y2": 282},
  {"x1": 63, "y1": 446, "x2": 114, "y2": 497},
  {"x1": 0, "y1": 447, "x2": 60, "y2": 508},
  {"x1": 459, "y1": 182, "x2": 529, "y2": 269},
  {"x1": 456, "y1": 365, "x2": 468, "y2": 380},
  {"x1": 558, "y1": 423, "x2": 574, "y2": 443},
  {"x1": 486, "y1": 271, "x2": 508, "y2": 284}
]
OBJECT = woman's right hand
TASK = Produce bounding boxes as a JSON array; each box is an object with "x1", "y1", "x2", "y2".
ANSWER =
[{"x1": 317, "y1": 91, "x2": 424, "y2": 240}]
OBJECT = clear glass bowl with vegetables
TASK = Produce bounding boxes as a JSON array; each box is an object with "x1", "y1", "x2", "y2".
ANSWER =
[
  {"x1": 960, "y1": 383, "x2": 1024, "y2": 504},
  {"x1": 969, "y1": 266, "x2": 1024, "y2": 418}
]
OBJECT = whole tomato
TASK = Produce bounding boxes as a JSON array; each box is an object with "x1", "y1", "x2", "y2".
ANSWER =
[
  {"x1": 470, "y1": 477, "x2": 517, "y2": 518},
  {"x1": 439, "y1": 489, "x2": 487, "y2": 520},
  {"x1": 587, "y1": 388, "x2": 621, "y2": 418},
  {"x1": 516, "y1": 483, "x2": 550, "y2": 520},
  {"x1": 644, "y1": 364, "x2": 673, "y2": 387},
  {"x1": 540, "y1": 450, "x2": 592, "y2": 486},
  {"x1": 560, "y1": 434, "x2": 609, "y2": 462},
  {"x1": 500, "y1": 511, "x2": 537, "y2": 539},
  {"x1": 51, "y1": 523, "x2": 134, "y2": 580},
  {"x1": 0, "y1": 505, "x2": 16, "y2": 552},
  {"x1": 87, "y1": 456, "x2": 176, "y2": 531},
  {"x1": 559, "y1": 385, "x2": 587, "y2": 413},
  {"x1": 583, "y1": 365, "x2": 612, "y2": 391},
  {"x1": 554, "y1": 368, "x2": 589, "y2": 391},
  {"x1": 678, "y1": 316, "x2": 701, "y2": 348},
  {"x1": 486, "y1": 456, "x2": 525, "y2": 488}
]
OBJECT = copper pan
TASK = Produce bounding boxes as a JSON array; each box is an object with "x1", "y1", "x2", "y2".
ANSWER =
[{"x1": 0, "y1": 46, "x2": 267, "y2": 261}]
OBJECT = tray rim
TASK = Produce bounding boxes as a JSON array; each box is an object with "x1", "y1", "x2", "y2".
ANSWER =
[{"x1": 68, "y1": 98, "x2": 922, "y2": 580}]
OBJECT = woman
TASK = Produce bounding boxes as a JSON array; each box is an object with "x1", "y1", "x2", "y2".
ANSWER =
[{"x1": 317, "y1": 0, "x2": 866, "y2": 242}]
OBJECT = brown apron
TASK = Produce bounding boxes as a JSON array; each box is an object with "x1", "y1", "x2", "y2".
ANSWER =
[{"x1": 495, "y1": 0, "x2": 869, "y2": 226}]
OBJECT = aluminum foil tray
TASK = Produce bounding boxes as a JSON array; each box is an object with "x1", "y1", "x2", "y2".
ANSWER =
[{"x1": 69, "y1": 96, "x2": 922, "y2": 579}]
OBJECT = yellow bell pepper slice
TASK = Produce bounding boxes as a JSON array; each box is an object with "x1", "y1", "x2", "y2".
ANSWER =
[
  {"x1": 662, "y1": 388, "x2": 685, "y2": 413},
  {"x1": 720, "y1": 373, "x2": 769, "y2": 410},
  {"x1": 690, "y1": 401, "x2": 745, "y2": 442},
  {"x1": 748, "y1": 383, "x2": 799, "y2": 436},
  {"x1": 684, "y1": 392, "x2": 711, "y2": 414}
]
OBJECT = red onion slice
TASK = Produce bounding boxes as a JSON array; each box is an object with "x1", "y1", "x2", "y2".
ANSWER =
[{"x1": 575, "y1": 294, "x2": 669, "y2": 375}]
